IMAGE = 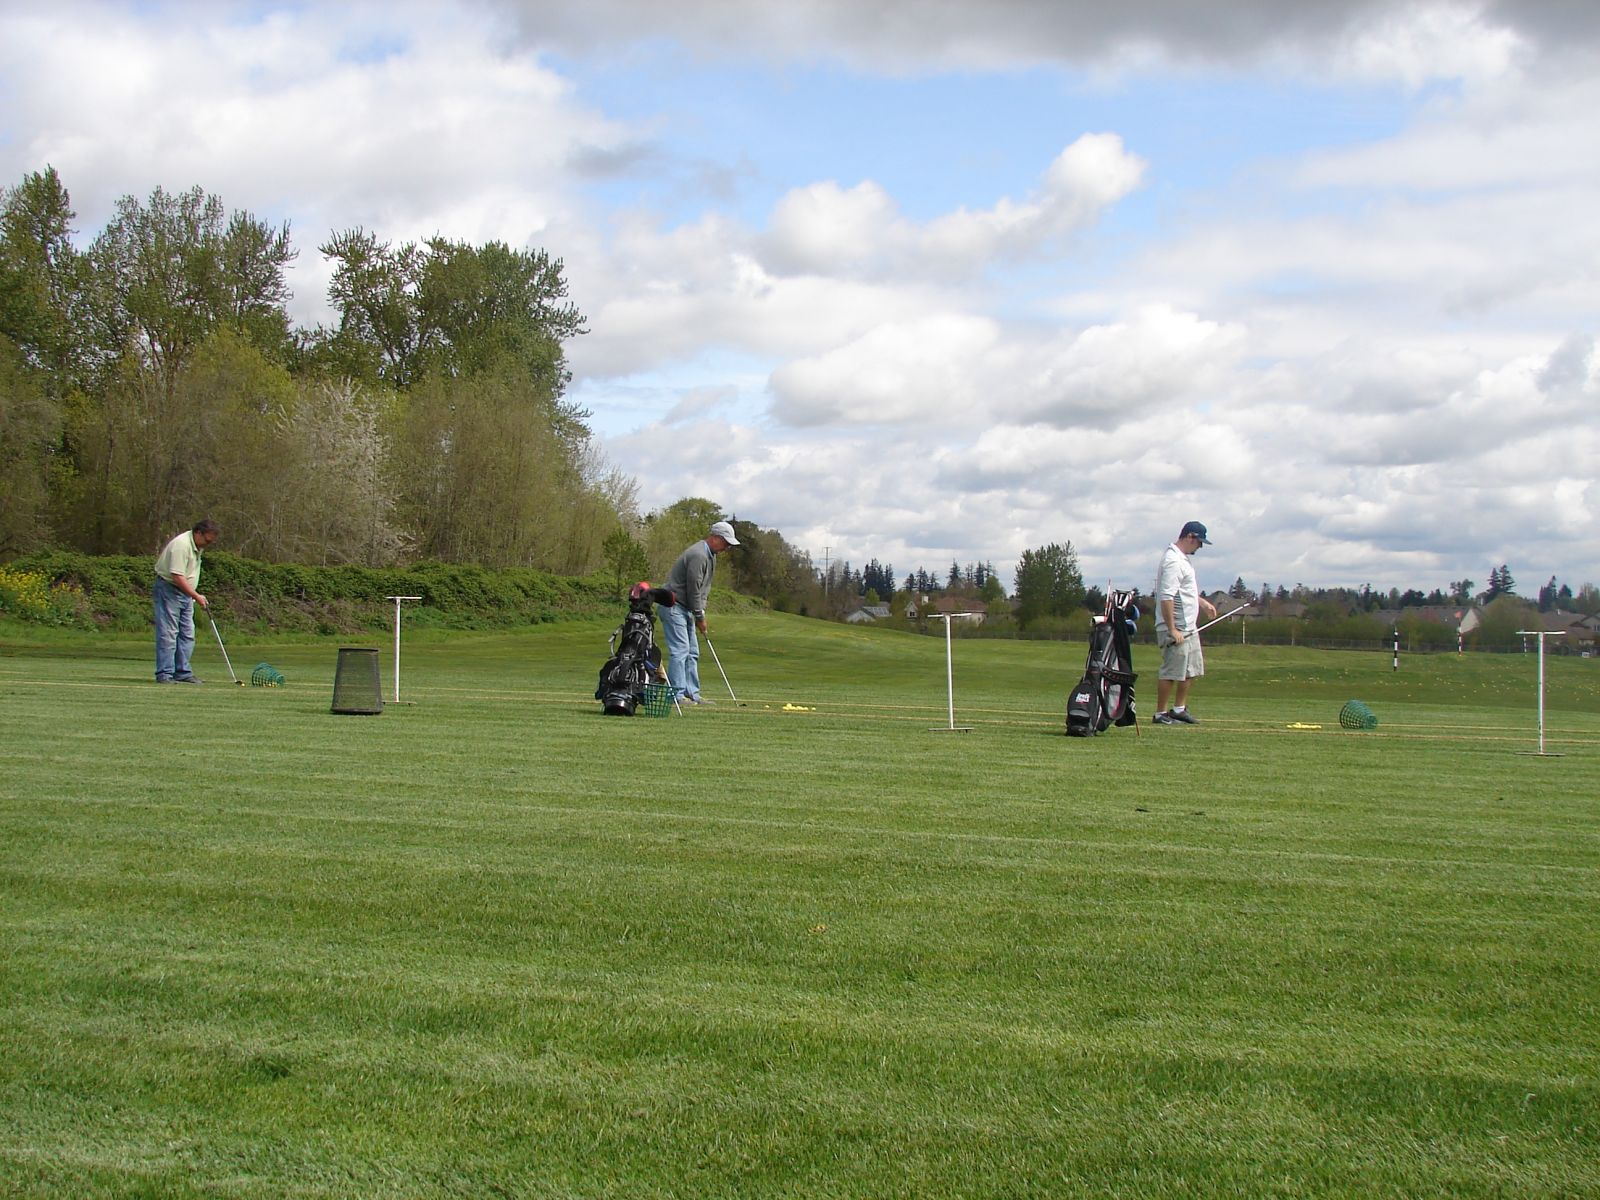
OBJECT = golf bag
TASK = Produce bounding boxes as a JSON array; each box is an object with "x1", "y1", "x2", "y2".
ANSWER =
[
  {"x1": 596, "y1": 583, "x2": 675, "y2": 716},
  {"x1": 1066, "y1": 589, "x2": 1140, "y2": 737}
]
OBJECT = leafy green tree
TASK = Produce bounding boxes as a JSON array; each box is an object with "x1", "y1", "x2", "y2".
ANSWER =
[
  {"x1": 603, "y1": 528, "x2": 650, "y2": 596},
  {"x1": 85, "y1": 185, "x2": 294, "y2": 395},
  {"x1": 721, "y1": 518, "x2": 816, "y2": 613},
  {"x1": 0, "y1": 334, "x2": 62, "y2": 553},
  {"x1": 643, "y1": 497, "x2": 724, "y2": 578},
  {"x1": 1013, "y1": 542, "x2": 1085, "y2": 627},
  {"x1": 316, "y1": 231, "x2": 584, "y2": 396},
  {"x1": 390, "y1": 361, "x2": 588, "y2": 569},
  {"x1": 1470, "y1": 594, "x2": 1538, "y2": 649},
  {"x1": 0, "y1": 167, "x2": 87, "y2": 390}
]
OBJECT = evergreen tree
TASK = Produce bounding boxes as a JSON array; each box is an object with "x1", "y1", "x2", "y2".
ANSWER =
[{"x1": 1486, "y1": 566, "x2": 1515, "y2": 601}]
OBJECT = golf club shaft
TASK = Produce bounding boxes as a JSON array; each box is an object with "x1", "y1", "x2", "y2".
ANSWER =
[
  {"x1": 207, "y1": 612, "x2": 240, "y2": 683},
  {"x1": 1195, "y1": 607, "x2": 1246, "y2": 634},
  {"x1": 703, "y1": 633, "x2": 738, "y2": 701}
]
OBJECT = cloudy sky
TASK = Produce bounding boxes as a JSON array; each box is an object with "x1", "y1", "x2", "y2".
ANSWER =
[{"x1": 4, "y1": 0, "x2": 1597, "y2": 596}]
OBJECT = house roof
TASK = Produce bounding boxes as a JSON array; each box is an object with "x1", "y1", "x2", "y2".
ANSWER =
[{"x1": 1534, "y1": 609, "x2": 1600, "y2": 635}]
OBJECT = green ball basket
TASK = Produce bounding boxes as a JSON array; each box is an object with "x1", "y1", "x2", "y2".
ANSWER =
[
  {"x1": 251, "y1": 662, "x2": 286, "y2": 688},
  {"x1": 641, "y1": 682, "x2": 675, "y2": 717},
  {"x1": 1339, "y1": 699, "x2": 1378, "y2": 730}
]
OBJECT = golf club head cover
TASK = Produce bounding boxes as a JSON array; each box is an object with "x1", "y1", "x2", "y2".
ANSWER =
[{"x1": 628, "y1": 584, "x2": 676, "y2": 608}]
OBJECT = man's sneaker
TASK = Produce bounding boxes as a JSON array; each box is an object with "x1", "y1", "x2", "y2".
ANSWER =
[
  {"x1": 1169, "y1": 708, "x2": 1199, "y2": 724},
  {"x1": 685, "y1": 695, "x2": 716, "y2": 706},
  {"x1": 1153, "y1": 710, "x2": 1178, "y2": 725},
  {"x1": 175, "y1": 676, "x2": 204, "y2": 685}
]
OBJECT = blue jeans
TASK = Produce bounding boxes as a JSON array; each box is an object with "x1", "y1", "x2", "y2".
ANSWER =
[
  {"x1": 153, "y1": 576, "x2": 197, "y2": 681},
  {"x1": 657, "y1": 604, "x2": 701, "y2": 699}
]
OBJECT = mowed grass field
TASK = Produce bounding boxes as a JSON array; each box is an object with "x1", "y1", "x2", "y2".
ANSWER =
[{"x1": 2, "y1": 611, "x2": 1598, "y2": 1198}]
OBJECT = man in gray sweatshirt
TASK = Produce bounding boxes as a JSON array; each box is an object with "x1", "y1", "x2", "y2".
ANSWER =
[{"x1": 659, "y1": 520, "x2": 740, "y2": 703}]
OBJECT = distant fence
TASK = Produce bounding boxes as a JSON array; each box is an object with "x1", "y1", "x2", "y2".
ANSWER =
[{"x1": 911, "y1": 624, "x2": 1593, "y2": 657}]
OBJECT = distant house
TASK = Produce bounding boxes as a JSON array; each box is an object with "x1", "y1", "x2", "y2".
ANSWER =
[
  {"x1": 1534, "y1": 609, "x2": 1600, "y2": 652},
  {"x1": 919, "y1": 596, "x2": 987, "y2": 625},
  {"x1": 844, "y1": 605, "x2": 891, "y2": 624},
  {"x1": 1374, "y1": 606, "x2": 1481, "y2": 635}
]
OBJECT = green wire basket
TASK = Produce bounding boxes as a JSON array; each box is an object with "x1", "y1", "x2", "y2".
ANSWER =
[
  {"x1": 641, "y1": 682, "x2": 675, "y2": 717},
  {"x1": 1339, "y1": 699, "x2": 1378, "y2": 730},
  {"x1": 251, "y1": 662, "x2": 286, "y2": 688}
]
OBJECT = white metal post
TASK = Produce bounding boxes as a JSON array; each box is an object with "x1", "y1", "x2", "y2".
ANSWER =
[
  {"x1": 388, "y1": 595, "x2": 422, "y2": 703},
  {"x1": 1515, "y1": 629, "x2": 1564, "y2": 756},
  {"x1": 929, "y1": 613, "x2": 974, "y2": 732}
]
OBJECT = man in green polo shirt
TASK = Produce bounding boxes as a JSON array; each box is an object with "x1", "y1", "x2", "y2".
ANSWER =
[{"x1": 153, "y1": 518, "x2": 220, "y2": 683}]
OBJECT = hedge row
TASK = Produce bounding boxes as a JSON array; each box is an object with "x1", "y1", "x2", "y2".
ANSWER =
[{"x1": 2, "y1": 550, "x2": 624, "y2": 633}]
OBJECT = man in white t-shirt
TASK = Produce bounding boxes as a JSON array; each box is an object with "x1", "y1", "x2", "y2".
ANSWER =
[{"x1": 1152, "y1": 520, "x2": 1217, "y2": 725}]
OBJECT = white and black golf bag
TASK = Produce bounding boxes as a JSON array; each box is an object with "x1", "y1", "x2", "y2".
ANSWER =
[
  {"x1": 596, "y1": 583, "x2": 675, "y2": 716},
  {"x1": 1066, "y1": 589, "x2": 1140, "y2": 736}
]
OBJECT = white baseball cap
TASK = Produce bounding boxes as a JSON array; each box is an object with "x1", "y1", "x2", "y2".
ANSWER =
[{"x1": 708, "y1": 520, "x2": 740, "y2": 546}]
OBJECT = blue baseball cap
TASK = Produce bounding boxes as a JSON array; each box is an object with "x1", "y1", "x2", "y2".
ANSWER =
[{"x1": 1180, "y1": 521, "x2": 1211, "y2": 545}]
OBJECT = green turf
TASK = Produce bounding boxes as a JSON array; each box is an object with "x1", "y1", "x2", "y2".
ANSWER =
[{"x1": 2, "y1": 613, "x2": 1598, "y2": 1197}]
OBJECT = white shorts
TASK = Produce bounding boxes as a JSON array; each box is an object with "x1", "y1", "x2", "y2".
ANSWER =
[{"x1": 1158, "y1": 631, "x2": 1205, "y2": 681}]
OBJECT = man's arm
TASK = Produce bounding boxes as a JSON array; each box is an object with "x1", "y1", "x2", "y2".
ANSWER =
[
  {"x1": 169, "y1": 572, "x2": 208, "y2": 609},
  {"x1": 1160, "y1": 597, "x2": 1183, "y2": 643}
]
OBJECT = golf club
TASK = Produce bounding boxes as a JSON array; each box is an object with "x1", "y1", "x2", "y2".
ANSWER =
[
  {"x1": 207, "y1": 611, "x2": 244, "y2": 685},
  {"x1": 703, "y1": 632, "x2": 741, "y2": 703},
  {"x1": 1196, "y1": 606, "x2": 1247, "y2": 635}
]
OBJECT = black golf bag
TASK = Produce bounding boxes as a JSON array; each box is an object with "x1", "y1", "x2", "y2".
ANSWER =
[
  {"x1": 596, "y1": 583, "x2": 675, "y2": 716},
  {"x1": 1066, "y1": 589, "x2": 1140, "y2": 736}
]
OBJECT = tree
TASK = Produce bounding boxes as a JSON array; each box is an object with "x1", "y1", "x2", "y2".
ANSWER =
[
  {"x1": 1013, "y1": 542, "x2": 1085, "y2": 627},
  {"x1": 642, "y1": 497, "x2": 726, "y2": 580},
  {"x1": 1537, "y1": 576, "x2": 1559, "y2": 612},
  {"x1": 0, "y1": 334, "x2": 61, "y2": 553},
  {"x1": 1471, "y1": 594, "x2": 1538, "y2": 649},
  {"x1": 1450, "y1": 578, "x2": 1475, "y2": 604},
  {"x1": 270, "y1": 376, "x2": 407, "y2": 566},
  {"x1": 390, "y1": 361, "x2": 592, "y2": 568},
  {"x1": 86, "y1": 185, "x2": 295, "y2": 396},
  {"x1": 316, "y1": 231, "x2": 585, "y2": 396},
  {"x1": 1486, "y1": 565, "x2": 1516, "y2": 601},
  {"x1": 603, "y1": 529, "x2": 650, "y2": 597},
  {"x1": 0, "y1": 166, "x2": 87, "y2": 390},
  {"x1": 720, "y1": 517, "x2": 816, "y2": 613}
]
